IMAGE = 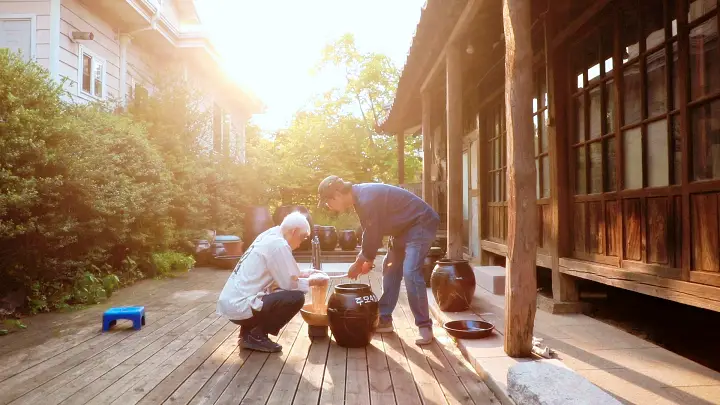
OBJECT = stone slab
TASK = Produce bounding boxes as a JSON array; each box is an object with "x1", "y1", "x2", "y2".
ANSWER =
[
  {"x1": 508, "y1": 361, "x2": 621, "y2": 405},
  {"x1": 473, "y1": 265, "x2": 506, "y2": 295}
]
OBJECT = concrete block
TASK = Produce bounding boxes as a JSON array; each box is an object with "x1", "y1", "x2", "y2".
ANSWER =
[
  {"x1": 508, "y1": 361, "x2": 621, "y2": 405},
  {"x1": 473, "y1": 266, "x2": 506, "y2": 295}
]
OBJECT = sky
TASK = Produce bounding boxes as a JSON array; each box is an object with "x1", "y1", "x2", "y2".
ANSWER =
[{"x1": 195, "y1": 0, "x2": 426, "y2": 132}]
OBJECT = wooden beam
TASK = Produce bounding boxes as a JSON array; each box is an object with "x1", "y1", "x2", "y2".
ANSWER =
[
  {"x1": 446, "y1": 45, "x2": 464, "y2": 260},
  {"x1": 549, "y1": 0, "x2": 613, "y2": 50},
  {"x1": 420, "y1": 0, "x2": 487, "y2": 93},
  {"x1": 547, "y1": 4, "x2": 579, "y2": 302},
  {"x1": 397, "y1": 133, "x2": 405, "y2": 185},
  {"x1": 421, "y1": 91, "x2": 434, "y2": 205},
  {"x1": 502, "y1": 0, "x2": 537, "y2": 358}
]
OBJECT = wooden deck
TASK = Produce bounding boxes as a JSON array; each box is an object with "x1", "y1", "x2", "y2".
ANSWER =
[{"x1": 0, "y1": 267, "x2": 498, "y2": 405}]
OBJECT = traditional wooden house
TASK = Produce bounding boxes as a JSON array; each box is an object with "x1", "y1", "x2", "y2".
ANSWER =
[{"x1": 380, "y1": 0, "x2": 720, "y2": 313}]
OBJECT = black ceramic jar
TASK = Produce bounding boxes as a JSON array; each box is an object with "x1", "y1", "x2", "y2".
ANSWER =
[
  {"x1": 422, "y1": 247, "x2": 445, "y2": 286},
  {"x1": 327, "y1": 283, "x2": 379, "y2": 348},
  {"x1": 430, "y1": 259, "x2": 476, "y2": 312},
  {"x1": 338, "y1": 230, "x2": 358, "y2": 251},
  {"x1": 244, "y1": 206, "x2": 273, "y2": 247},
  {"x1": 316, "y1": 225, "x2": 338, "y2": 251}
]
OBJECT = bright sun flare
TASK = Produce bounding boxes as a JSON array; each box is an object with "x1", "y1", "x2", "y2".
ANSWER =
[{"x1": 195, "y1": 0, "x2": 426, "y2": 132}]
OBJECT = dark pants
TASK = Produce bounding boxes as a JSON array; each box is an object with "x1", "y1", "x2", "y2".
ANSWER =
[{"x1": 231, "y1": 290, "x2": 305, "y2": 336}]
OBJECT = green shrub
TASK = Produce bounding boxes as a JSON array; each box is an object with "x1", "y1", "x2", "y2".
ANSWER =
[
  {"x1": 151, "y1": 252, "x2": 195, "y2": 277},
  {"x1": 0, "y1": 51, "x2": 266, "y2": 315}
]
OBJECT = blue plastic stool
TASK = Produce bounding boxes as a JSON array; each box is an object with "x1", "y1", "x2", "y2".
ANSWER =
[{"x1": 103, "y1": 306, "x2": 145, "y2": 331}]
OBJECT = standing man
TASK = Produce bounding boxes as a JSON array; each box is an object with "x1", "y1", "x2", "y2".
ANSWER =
[
  {"x1": 216, "y1": 212, "x2": 324, "y2": 353},
  {"x1": 317, "y1": 175, "x2": 440, "y2": 345}
]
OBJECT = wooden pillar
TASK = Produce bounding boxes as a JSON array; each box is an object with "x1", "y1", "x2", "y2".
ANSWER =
[
  {"x1": 397, "y1": 133, "x2": 405, "y2": 185},
  {"x1": 547, "y1": 6, "x2": 579, "y2": 302},
  {"x1": 422, "y1": 91, "x2": 434, "y2": 205},
  {"x1": 503, "y1": 0, "x2": 537, "y2": 358},
  {"x1": 446, "y1": 45, "x2": 463, "y2": 260}
]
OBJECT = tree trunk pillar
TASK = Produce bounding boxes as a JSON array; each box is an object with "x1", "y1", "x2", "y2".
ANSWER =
[
  {"x1": 503, "y1": 0, "x2": 537, "y2": 358},
  {"x1": 446, "y1": 45, "x2": 463, "y2": 260},
  {"x1": 422, "y1": 91, "x2": 434, "y2": 205}
]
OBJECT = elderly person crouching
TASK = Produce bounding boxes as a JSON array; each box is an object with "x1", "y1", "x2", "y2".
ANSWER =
[{"x1": 216, "y1": 212, "x2": 325, "y2": 353}]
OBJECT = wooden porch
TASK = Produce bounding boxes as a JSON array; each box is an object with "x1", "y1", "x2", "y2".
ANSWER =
[{"x1": 0, "y1": 267, "x2": 498, "y2": 405}]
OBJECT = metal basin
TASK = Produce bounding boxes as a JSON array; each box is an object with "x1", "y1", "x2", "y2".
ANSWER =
[{"x1": 443, "y1": 320, "x2": 495, "y2": 339}]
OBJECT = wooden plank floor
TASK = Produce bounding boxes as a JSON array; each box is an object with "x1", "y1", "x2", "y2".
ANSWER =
[{"x1": 0, "y1": 266, "x2": 498, "y2": 405}]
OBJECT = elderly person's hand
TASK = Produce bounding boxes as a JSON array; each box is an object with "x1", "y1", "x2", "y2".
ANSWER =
[{"x1": 347, "y1": 259, "x2": 373, "y2": 280}]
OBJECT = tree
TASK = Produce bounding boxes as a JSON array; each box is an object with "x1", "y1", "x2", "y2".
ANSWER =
[{"x1": 252, "y1": 33, "x2": 423, "y2": 218}]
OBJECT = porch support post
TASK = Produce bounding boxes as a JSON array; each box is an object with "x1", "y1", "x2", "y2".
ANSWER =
[
  {"x1": 49, "y1": 0, "x2": 61, "y2": 81},
  {"x1": 446, "y1": 45, "x2": 463, "y2": 260},
  {"x1": 422, "y1": 91, "x2": 434, "y2": 204},
  {"x1": 397, "y1": 133, "x2": 405, "y2": 185},
  {"x1": 502, "y1": 0, "x2": 537, "y2": 357},
  {"x1": 548, "y1": 6, "x2": 580, "y2": 303}
]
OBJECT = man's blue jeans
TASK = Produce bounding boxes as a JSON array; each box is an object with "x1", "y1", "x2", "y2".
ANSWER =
[{"x1": 378, "y1": 219, "x2": 438, "y2": 328}]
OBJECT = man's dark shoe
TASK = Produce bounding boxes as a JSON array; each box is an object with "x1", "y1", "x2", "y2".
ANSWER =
[{"x1": 241, "y1": 332, "x2": 282, "y2": 353}]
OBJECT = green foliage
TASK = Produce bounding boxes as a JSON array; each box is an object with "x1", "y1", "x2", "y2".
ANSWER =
[
  {"x1": 0, "y1": 50, "x2": 261, "y2": 315},
  {"x1": 249, "y1": 34, "x2": 423, "y2": 209},
  {"x1": 151, "y1": 252, "x2": 195, "y2": 277}
]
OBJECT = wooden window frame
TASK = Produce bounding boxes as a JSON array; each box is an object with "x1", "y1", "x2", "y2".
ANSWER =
[
  {"x1": 485, "y1": 95, "x2": 508, "y2": 242},
  {"x1": 77, "y1": 45, "x2": 106, "y2": 100}
]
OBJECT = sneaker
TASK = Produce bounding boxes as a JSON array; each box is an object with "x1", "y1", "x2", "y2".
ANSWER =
[
  {"x1": 415, "y1": 327, "x2": 433, "y2": 346},
  {"x1": 241, "y1": 332, "x2": 282, "y2": 353},
  {"x1": 376, "y1": 320, "x2": 394, "y2": 333}
]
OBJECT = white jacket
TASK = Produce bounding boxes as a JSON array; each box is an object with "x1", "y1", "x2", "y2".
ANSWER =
[{"x1": 216, "y1": 226, "x2": 309, "y2": 321}]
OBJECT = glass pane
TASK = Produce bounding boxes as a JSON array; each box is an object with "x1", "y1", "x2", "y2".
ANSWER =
[
  {"x1": 605, "y1": 80, "x2": 616, "y2": 133},
  {"x1": 590, "y1": 86, "x2": 602, "y2": 139},
  {"x1": 644, "y1": 0, "x2": 666, "y2": 49},
  {"x1": 689, "y1": 16, "x2": 720, "y2": 100},
  {"x1": 647, "y1": 119, "x2": 670, "y2": 187},
  {"x1": 623, "y1": 127, "x2": 643, "y2": 189},
  {"x1": 533, "y1": 97, "x2": 538, "y2": 113},
  {"x1": 689, "y1": 0, "x2": 717, "y2": 23},
  {"x1": 495, "y1": 173, "x2": 500, "y2": 201},
  {"x1": 471, "y1": 140, "x2": 479, "y2": 189},
  {"x1": 93, "y1": 61, "x2": 103, "y2": 97},
  {"x1": 534, "y1": 114, "x2": 540, "y2": 155},
  {"x1": 82, "y1": 54, "x2": 92, "y2": 93},
  {"x1": 647, "y1": 49, "x2": 667, "y2": 117},
  {"x1": 691, "y1": 100, "x2": 720, "y2": 180},
  {"x1": 541, "y1": 110, "x2": 549, "y2": 152},
  {"x1": 621, "y1": 4, "x2": 641, "y2": 62},
  {"x1": 536, "y1": 159, "x2": 541, "y2": 199},
  {"x1": 670, "y1": 0, "x2": 678, "y2": 37},
  {"x1": 590, "y1": 141, "x2": 603, "y2": 194},
  {"x1": 542, "y1": 155, "x2": 550, "y2": 198},
  {"x1": 588, "y1": 64, "x2": 601, "y2": 83},
  {"x1": 605, "y1": 136, "x2": 617, "y2": 191},
  {"x1": 575, "y1": 95, "x2": 585, "y2": 142},
  {"x1": 671, "y1": 41, "x2": 680, "y2": 110},
  {"x1": 463, "y1": 153, "x2": 469, "y2": 220},
  {"x1": 623, "y1": 63, "x2": 642, "y2": 125},
  {"x1": 540, "y1": 71, "x2": 548, "y2": 108},
  {"x1": 576, "y1": 146, "x2": 587, "y2": 194},
  {"x1": 672, "y1": 115, "x2": 682, "y2": 184},
  {"x1": 605, "y1": 57, "x2": 614, "y2": 74}
]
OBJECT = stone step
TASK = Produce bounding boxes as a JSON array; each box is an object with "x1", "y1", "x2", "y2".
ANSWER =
[{"x1": 472, "y1": 265, "x2": 506, "y2": 295}]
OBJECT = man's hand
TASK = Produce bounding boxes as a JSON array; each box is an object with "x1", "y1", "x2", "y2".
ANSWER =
[
  {"x1": 347, "y1": 258, "x2": 364, "y2": 280},
  {"x1": 347, "y1": 258, "x2": 374, "y2": 280}
]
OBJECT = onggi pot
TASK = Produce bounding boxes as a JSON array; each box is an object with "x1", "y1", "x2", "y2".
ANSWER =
[
  {"x1": 430, "y1": 259, "x2": 476, "y2": 312},
  {"x1": 243, "y1": 206, "x2": 273, "y2": 248},
  {"x1": 422, "y1": 247, "x2": 445, "y2": 286},
  {"x1": 338, "y1": 230, "x2": 358, "y2": 251},
  {"x1": 316, "y1": 225, "x2": 338, "y2": 251},
  {"x1": 327, "y1": 283, "x2": 378, "y2": 348}
]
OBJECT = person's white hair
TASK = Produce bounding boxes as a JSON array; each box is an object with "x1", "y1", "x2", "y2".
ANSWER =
[{"x1": 280, "y1": 211, "x2": 311, "y2": 236}]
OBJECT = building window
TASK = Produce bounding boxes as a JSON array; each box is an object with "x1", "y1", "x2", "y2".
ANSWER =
[
  {"x1": 79, "y1": 47, "x2": 105, "y2": 99},
  {"x1": 533, "y1": 67, "x2": 550, "y2": 199},
  {"x1": 484, "y1": 98, "x2": 507, "y2": 241},
  {"x1": 688, "y1": 0, "x2": 720, "y2": 180}
]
